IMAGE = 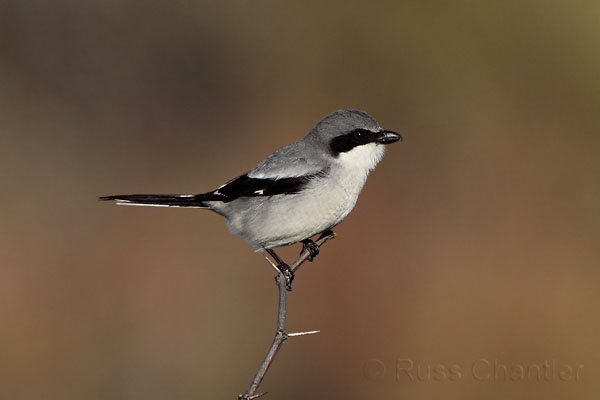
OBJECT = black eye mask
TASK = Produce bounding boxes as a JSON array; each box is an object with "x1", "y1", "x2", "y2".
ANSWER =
[{"x1": 329, "y1": 129, "x2": 382, "y2": 155}]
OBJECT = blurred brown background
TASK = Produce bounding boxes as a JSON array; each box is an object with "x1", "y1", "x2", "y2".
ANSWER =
[{"x1": 1, "y1": 1, "x2": 599, "y2": 399}]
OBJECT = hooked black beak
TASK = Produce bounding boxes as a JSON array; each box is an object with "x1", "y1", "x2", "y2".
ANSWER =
[{"x1": 376, "y1": 129, "x2": 403, "y2": 144}]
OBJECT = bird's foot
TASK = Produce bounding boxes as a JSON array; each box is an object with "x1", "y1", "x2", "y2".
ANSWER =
[
  {"x1": 300, "y1": 239, "x2": 320, "y2": 262},
  {"x1": 274, "y1": 262, "x2": 295, "y2": 291},
  {"x1": 266, "y1": 248, "x2": 294, "y2": 291}
]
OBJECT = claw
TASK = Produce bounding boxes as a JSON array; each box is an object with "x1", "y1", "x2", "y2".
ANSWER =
[{"x1": 283, "y1": 264, "x2": 294, "y2": 291}]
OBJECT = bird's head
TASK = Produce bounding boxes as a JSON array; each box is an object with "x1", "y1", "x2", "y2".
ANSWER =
[{"x1": 307, "y1": 109, "x2": 402, "y2": 159}]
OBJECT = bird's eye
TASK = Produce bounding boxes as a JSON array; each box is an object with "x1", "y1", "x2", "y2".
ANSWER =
[{"x1": 352, "y1": 129, "x2": 371, "y2": 144}]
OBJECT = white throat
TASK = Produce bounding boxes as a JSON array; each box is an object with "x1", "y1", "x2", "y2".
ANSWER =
[{"x1": 336, "y1": 143, "x2": 386, "y2": 175}]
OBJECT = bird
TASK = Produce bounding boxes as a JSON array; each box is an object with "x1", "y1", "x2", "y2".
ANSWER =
[{"x1": 100, "y1": 109, "x2": 402, "y2": 289}]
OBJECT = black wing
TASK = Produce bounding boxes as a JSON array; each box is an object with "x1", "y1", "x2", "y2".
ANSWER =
[{"x1": 199, "y1": 171, "x2": 325, "y2": 203}]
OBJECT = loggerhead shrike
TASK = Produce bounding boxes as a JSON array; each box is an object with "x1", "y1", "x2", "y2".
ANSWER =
[{"x1": 101, "y1": 109, "x2": 402, "y2": 289}]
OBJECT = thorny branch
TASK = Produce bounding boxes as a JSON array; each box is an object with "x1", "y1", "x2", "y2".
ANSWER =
[{"x1": 238, "y1": 232, "x2": 336, "y2": 400}]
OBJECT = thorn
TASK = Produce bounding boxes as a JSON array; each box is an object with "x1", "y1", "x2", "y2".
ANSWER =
[
  {"x1": 263, "y1": 255, "x2": 280, "y2": 273},
  {"x1": 288, "y1": 330, "x2": 320, "y2": 337},
  {"x1": 245, "y1": 392, "x2": 267, "y2": 400}
]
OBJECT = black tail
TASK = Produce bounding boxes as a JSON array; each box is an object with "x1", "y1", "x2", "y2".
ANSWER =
[{"x1": 99, "y1": 194, "x2": 209, "y2": 208}]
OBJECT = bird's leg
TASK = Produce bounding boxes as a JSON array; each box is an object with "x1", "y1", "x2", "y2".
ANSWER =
[
  {"x1": 300, "y1": 239, "x2": 320, "y2": 262},
  {"x1": 317, "y1": 229, "x2": 335, "y2": 241},
  {"x1": 265, "y1": 248, "x2": 294, "y2": 291}
]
